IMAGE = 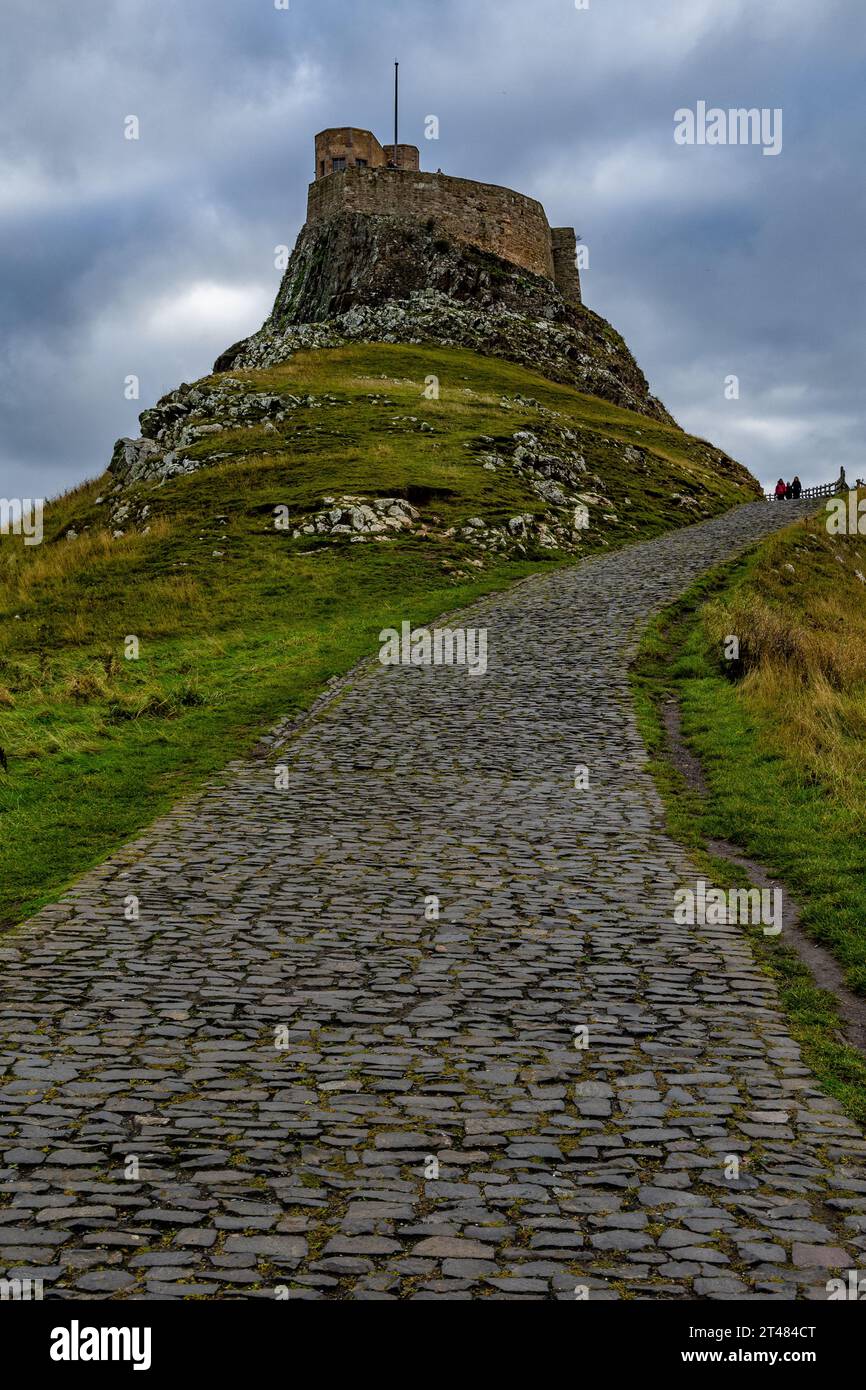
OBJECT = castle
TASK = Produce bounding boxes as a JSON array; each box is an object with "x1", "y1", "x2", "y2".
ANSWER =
[{"x1": 309, "y1": 127, "x2": 582, "y2": 308}]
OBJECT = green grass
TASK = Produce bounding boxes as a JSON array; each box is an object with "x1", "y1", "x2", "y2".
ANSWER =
[
  {"x1": 631, "y1": 527, "x2": 866, "y2": 1128},
  {"x1": 0, "y1": 342, "x2": 759, "y2": 930}
]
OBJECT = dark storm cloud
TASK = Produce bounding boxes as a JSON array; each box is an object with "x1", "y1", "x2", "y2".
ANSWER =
[{"x1": 1, "y1": 0, "x2": 863, "y2": 498}]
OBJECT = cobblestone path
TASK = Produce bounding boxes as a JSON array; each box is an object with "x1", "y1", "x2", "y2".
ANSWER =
[{"x1": 2, "y1": 498, "x2": 865, "y2": 1301}]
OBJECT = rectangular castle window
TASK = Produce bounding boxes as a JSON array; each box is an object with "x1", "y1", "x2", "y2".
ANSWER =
[
  {"x1": 355, "y1": 158, "x2": 368, "y2": 168},
  {"x1": 332, "y1": 157, "x2": 347, "y2": 172}
]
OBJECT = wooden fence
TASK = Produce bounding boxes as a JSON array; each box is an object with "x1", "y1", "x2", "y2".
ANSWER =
[{"x1": 763, "y1": 479, "x2": 864, "y2": 502}]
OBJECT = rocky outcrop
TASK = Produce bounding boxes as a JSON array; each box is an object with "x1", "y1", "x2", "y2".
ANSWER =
[
  {"x1": 214, "y1": 212, "x2": 672, "y2": 423},
  {"x1": 108, "y1": 436, "x2": 165, "y2": 485},
  {"x1": 294, "y1": 495, "x2": 420, "y2": 540},
  {"x1": 108, "y1": 380, "x2": 338, "y2": 487},
  {"x1": 269, "y1": 214, "x2": 566, "y2": 324}
]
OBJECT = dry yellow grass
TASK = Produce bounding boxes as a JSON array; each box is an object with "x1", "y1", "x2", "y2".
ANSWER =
[
  {"x1": 703, "y1": 498, "x2": 866, "y2": 807},
  {"x1": 0, "y1": 516, "x2": 173, "y2": 605}
]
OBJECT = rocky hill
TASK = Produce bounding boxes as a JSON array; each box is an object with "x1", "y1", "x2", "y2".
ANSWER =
[
  {"x1": 214, "y1": 211, "x2": 673, "y2": 422},
  {"x1": 100, "y1": 210, "x2": 758, "y2": 551},
  {"x1": 103, "y1": 341, "x2": 755, "y2": 563}
]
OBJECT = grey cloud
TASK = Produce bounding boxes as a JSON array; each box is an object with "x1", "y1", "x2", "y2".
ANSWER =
[{"x1": 0, "y1": 0, "x2": 863, "y2": 498}]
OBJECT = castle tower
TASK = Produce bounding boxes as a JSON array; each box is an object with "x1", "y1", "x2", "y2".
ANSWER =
[
  {"x1": 314, "y1": 127, "x2": 420, "y2": 180},
  {"x1": 551, "y1": 228, "x2": 583, "y2": 307}
]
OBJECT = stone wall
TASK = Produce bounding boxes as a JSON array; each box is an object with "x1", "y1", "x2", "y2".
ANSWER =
[
  {"x1": 551, "y1": 228, "x2": 582, "y2": 307},
  {"x1": 306, "y1": 167, "x2": 556, "y2": 281},
  {"x1": 382, "y1": 143, "x2": 420, "y2": 172},
  {"x1": 314, "y1": 128, "x2": 387, "y2": 179},
  {"x1": 314, "y1": 129, "x2": 420, "y2": 179}
]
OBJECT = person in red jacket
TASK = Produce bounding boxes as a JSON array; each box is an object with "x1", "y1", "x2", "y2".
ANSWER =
[{"x1": 774, "y1": 478, "x2": 787, "y2": 500}]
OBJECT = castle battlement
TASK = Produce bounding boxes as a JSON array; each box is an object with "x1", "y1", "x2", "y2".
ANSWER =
[
  {"x1": 308, "y1": 127, "x2": 581, "y2": 306},
  {"x1": 314, "y1": 127, "x2": 420, "y2": 178}
]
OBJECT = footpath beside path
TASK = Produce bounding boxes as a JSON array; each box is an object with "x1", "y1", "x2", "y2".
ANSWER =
[{"x1": 2, "y1": 497, "x2": 865, "y2": 1301}]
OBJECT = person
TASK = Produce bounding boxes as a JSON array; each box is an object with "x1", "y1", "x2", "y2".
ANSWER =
[
  {"x1": 774, "y1": 478, "x2": 787, "y2": 500},
  {"x1": 785, "y1": 480, "x2": 793, "y2": 500},
  {"x1": 791, "y1": 475, "x2": 802, "y2": 499}
]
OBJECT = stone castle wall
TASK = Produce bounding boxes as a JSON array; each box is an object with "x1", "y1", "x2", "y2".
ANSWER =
[
  {"x1": 314, "y1": 128, "x2": 385, "y2": 178},
  {"x1": 314, "y1": 128, "x2": 420, "y2": 178},
  {"x1": 306, "y1": 167, "x2": 557, "y2": 283},
  {"x1": 551, "y1": 228, "x2": 582, "y2": 307},
  {"x1": 382, "y1": 144, "x2": 420, "y2": 172}
]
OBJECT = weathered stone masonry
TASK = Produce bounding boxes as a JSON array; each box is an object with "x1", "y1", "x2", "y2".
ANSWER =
[
  {"x1": 314, "y1": 126, "x2": 420, "y2": 177},
  {"x1": 308, "y1": 127, "x2": 582, "y2": 306},
  {"x1": 551, "y1": 228, "x2": 583, "y2": 310}
]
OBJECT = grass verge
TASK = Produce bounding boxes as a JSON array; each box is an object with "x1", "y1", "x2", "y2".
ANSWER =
[{"x1": 630, "y1": 509, "x2": 866, "y2": 1128}]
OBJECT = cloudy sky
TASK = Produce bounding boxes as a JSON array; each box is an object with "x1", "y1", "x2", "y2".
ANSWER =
[{"x1": 1, "y1": 0, "x2": 863, "y2": 498}]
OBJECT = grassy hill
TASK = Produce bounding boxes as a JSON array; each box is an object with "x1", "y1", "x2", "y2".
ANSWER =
[{"x1": 0, "y1": 341, "x2": 759, "y2": 929}]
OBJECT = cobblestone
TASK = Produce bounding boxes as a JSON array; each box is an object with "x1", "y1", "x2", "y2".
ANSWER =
[{"x1": 2, "y1": 497, "x2": 865, "y2": 1300}]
